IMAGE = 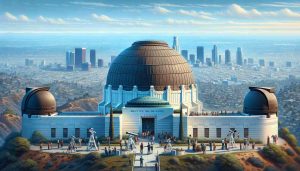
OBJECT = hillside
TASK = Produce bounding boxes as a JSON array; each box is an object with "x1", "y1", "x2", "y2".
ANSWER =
[
  {"x1": 57, "y1": 98, "x2": 98, "y2": 112},
  {"x1": 0, "y1": 114, "x2": 21, "y2": 146}
]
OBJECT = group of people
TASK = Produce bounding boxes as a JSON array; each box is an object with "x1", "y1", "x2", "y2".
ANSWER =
[
  {"x1": 139, "y1": 142, "x2": 154, "y2": 154},
  {"x1": 267, "y1": 135, "x2": 279, "y2": 145},
  {"x1": 104, "y1": 147, "x2": 117, "y2": 156}
]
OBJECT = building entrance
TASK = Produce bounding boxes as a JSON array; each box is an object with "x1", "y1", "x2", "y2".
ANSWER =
[{"x1": 142, "y1": 118, "x2": 155, "y2": 136}]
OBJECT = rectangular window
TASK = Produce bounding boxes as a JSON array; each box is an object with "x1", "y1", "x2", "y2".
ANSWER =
[
  {"x1": 193, "y1": 128, "x2": 198, "y2": 138},
  {"x1": 244, "y1": 128, "x2": 249, "y2": 138},
  {"x1": 63, "y1": 128, "x2": 68, "y2": 138},
  {"x1": 51, "y1": 128, "x2": 56, "y2": 138},
  {"x1": 216, "y1": 128, "x2": 221, "y2": 138},
  {"x1": 204, "y1": 128, "x2": 209, "y2": 138},
  {"x1": 75, "y1": 128, "x2": 80, "y2": 138},
  {"x1": 87, "y1": 128, "x2": 91, "y2": 137}
]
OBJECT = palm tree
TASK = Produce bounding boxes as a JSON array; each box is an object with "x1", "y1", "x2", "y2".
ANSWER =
[{"x1": 109, "y1": 104, "x2": 114, "y2": 140}]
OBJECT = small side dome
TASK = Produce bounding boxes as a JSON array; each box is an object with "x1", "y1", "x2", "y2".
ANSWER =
[
  {"x1": 243, "y1": 87, "x2": 278, "y2": 115},
  {"x1": 21, "y1": 87, "x2": 56, "y2": 115}
]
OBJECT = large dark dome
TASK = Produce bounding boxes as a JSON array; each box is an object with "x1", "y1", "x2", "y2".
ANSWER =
[
  {"x1": 21, "y1": 87, "x2": 56, "y2": 115},
  {"x1": 243, "y1": 87, "x2": 278, "y2": 115},
  {"x1": 106, "y1": 41, "x2": 195, "y2": 91}
]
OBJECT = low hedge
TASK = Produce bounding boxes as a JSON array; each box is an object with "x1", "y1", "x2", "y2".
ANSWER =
[{"x1": 261, "y1": 144, "x2": 288, "y2": 164}]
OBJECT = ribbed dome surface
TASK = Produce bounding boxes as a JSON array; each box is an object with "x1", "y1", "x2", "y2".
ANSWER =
[
  {"x1": 21, "y1": 87, "x2": 56, "y2": 115},
  {"x1": 106, "y1": 41, "x2": 195, "y2": 91},
  {"x1": 243, "y1": 87, "x2": 278, "y2": 115}
]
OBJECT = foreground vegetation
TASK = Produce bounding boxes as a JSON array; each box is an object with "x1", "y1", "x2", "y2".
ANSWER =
[{"x1": 0, "y1": 133, "x2": 133, "y2": 171}]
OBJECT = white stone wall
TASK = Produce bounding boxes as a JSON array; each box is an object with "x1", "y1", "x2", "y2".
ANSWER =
[
  {"x1": 22, "y1": 114, "x2": 121, "y2": 140},
  {"x1": 98, "y1": 84, "x2": 203, "y2": 114},
  {"x1": 122, "y1": 107, "x2": 174, "y2": 136},
  {"x1": 186, "y1": 114, "x2": 278, "y2": 144}
]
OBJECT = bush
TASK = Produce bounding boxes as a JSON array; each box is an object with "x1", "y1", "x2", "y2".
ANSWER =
[
  {"x1": 262, "y1": 144, "x2": 288, "y2": 164},
  {"x1": 30, "y1": 131, "x2": 48, "y2": 144},
  {"x1": 18, "y1": 159, "x2": 38, "y2": 171},
  {"x1": 183, "y1": 155, "x2": 205, "y2": 164},
  {"x1": 6, "y1": 137, "x2": 30, "y2": 156},
  {"x1": 168, "y1": 158, "x2": 180, "y2": 165},
  {"x1": 285, "y1": 165, "x2": 298, "y2": 171},
  {"x1": 279, "y1": 127, "x2": 290, "y2": 137},
  {"x1": 215, "y1": 154, "x2": 243, "y2": 171},
  {"x1": 294, "y1": 156, "x2": 300, "y2": 164},
  {"x1": 247, "y1": 157, "x2": 264, "y2": 168},
  {"x1": 0, "y1": 151, "x2": 17, "y2": 168},
  {"x1": 285, "y1": 148, "x2": 294, "y2": 156},
  {"x1": 295, "y1": 147, "x2": 300, "y2": 155},
  {"x1": 285, "y1": 134, "x2": 298, "y2": 147},
  {"x1": 84, "y1": 152, "x2": 100, "y2": 161},
  {"x1": 264, "y1": 166, "x2": 278, "y2": 171},
  {"x1": 94, "y1": 162, "x2": 107, "y2": 170}
]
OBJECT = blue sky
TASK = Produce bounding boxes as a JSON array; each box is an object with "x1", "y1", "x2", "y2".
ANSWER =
[{"x1": 1, "y1": 0, "x2": 300, "y2": 36}]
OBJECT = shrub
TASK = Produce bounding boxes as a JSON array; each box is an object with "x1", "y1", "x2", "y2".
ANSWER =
[
  {"x1": 285, "y1": 165, "x2": 298, "y2": 171},
  {"x1": 6, "y1": 137, "x2": 30, "y2": 156},
  {"x1": 18, "y1": 159, "x2": 38, "y2": 171},
  {"x1": 263, "y1": 166, "x2": 278, "y2": 171},
  {"x1": 285, "y1": 134, "x2": 298, "y2": 147},
  {"x1": 294, "y1": 156, "x2": 300, "y2": 164},
  {"x1": 215, "y1": 154, "x2": 243, "y2": 171},
  {"x1": 84, "y1": 152, "x2": 100, "y2": 161},
  {"x1": 94, "y1": 162, "x2": 107, "y2": 169},
  {"x1": 279, "y1": 127, "x2": 290, "y2": 137},
  {"x1": 262, "y1": 144, "x2": 288, "y2": 164},
  {"x1": 168, "y1": 158, "x2": 180, "y2": 165},
  {"x1": 285, "y1": 148, "x2": 294, "y2": 156},
  {"x1": 295, "y1": 147, "x2": 300, "y2": 155},
  {"x1": 30, "y1": 131, "x2": 48, "y2": 144},
  {"x1": 0, "y1": 151, "x2": 17, "y2": 168},
  {"x1": 183, "y1": 155, "x2": 205, "y2": 164},
  {"x1": 247, "y1": 157, "x2": 264, "y2": 168}
]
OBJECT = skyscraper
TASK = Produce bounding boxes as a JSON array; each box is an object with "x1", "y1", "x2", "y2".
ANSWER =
[
  {"x1": 197, "y1": 46, "x2": 204, "y2": 64},
  {"x1": 259, "y1": 59, "x2": 265, "y2": 67},
  {"x1": 75, "y1": 48, "x2": 86, "y2": 68},
  {"x1": 189, "y1": 54, "x2": 195, "y2": 64},
  {"x1": 211, "y1": 45, "x2": 218, "y2": 65},
  {"x1": 219, "y1": 55, "x2": 222, "y2": 64},
  {"x1": 90, "y1": 49, "x2": 96, "y2": 67},
  {"x1": 181, "y1": 50, "x2": 188, "y2": 60},
  {"x1": 172, "y1": 36, "x2": 180, "y2": 52},
  {"x1": 225, "y1": 49, "x2": 231, "y2": 65},
  {"x1": 66, "y1": 51, "x2": 75, "y2": 67},
  {"x1": 98, "y1": 59, "x2": 104, "y2": 68},
  {"x1": 236, "y1": 47, "x2": 243, "y2": 66}
]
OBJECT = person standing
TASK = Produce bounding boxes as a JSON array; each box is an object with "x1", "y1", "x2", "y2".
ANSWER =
[
  {"x1": 140, "y1": 142, "x2": 144, "y2": 154},
  {"x1": 188, "y1": 138, "x2": 191, "y2": 150},
  {"x1": 40, "y1": 143, "x2": 43, "y2": 151},
  {"x1": 209, "y1": 141, "x2": 212, "y2": 151},
  {"x1": 147, "y1": 142, "x2": 151, "y2": 154},
  {"x1": 57, "y1": 139, "x2": 60, "y2": 149},
  {"x1": 221, "y1": 139, "x2": 224, "y2": 150},
  {"x1": 267, "y1": 136, "x2": 270, "y2": 146},
  {"x1": 213, "y1": 142, "x2": 216, "y2": 151},
  {"x1": 140, "y1": 156, "x2": 144, "y2": 167}
]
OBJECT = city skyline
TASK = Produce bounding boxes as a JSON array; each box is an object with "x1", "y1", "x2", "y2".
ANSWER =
[{"x1": 1, "y1": 0, "x2": 300, "y2": 36}]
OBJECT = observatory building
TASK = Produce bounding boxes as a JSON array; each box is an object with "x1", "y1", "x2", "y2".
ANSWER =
[{"x1": 22, "y1": 41, "x2": 278, "y2": 143}]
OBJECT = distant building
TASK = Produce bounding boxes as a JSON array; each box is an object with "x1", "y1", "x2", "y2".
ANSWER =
[
  {"x1": 269, "y1": 61, "x2": 275, "y2": 67},
  {"x1": 181, "y1": 50, "x2": 188, "y2": 61},
  {"x1": 111, "y1": 56, "x2": 117, "y2": 64},
  {"x1": 66, "y1": 51, "x2": 75, "y2": 67},
  {"x1": 189, "y1": 54, "x2": 196, "y2": 64},
  {"x1": 81, "y1": 62, "x2": 90, "y2": 71},
  {"x1": 247, "y1": 58, "x2": 254, "y2": 65},
  {"x1": 211, "y1": 45, "x2": 218, "y2": 65},
  {"x1": 197, "y1": 46, "x2": 204, "y2": 64},
  {"x1": 172, "y1": 36, "x2": 180, "y2": 52},
  {"x1": 75, "y1": 48, "x2": 86, "y2": 68},
  {"x1": 98, "y1": 59, "x2": 104, "y2": 68},
  {"x1": 66, "y1": 65, "x2": 74, "y2": 71},
  {"x1": 218, "y1": 55, "x2": 222, "y2": 64},
  {"x1": 244, "y1": 59, "x2": 247, "y2": 65},
  {"x1": 90, "y1": 49, "x2": 96, "y2": 67},
  {"x1": 225, "y1": 49, "x2": 231, "y2": 65},
  {"x1": 286, "y1": 61, "x2": 292, "y2": 67},
  {"x1": 236, "y1": 47, "x2": 243, "y2": 66},
  {"x1": 40, "y1": 60, "x2": 46, "y2": 67},
  {"x1": 206, "y1": 58, "x2": 212, "y2": 66},
  {"x1": 259, "y1": 59, "x2": 265, "y2": 67},
  {"x1": 25, "y1": 58, "x2": 34, "y2": 66}
]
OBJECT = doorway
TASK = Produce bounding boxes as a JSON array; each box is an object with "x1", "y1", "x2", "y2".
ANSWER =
[{"x1": 142, "y1": 118, "x2": 155, "y2": 136}]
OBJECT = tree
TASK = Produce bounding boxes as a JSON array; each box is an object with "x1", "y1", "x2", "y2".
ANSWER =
[
  {"x1": 179, "y1": 103, "x2": 184, "y2": 140},
  {"x1": 109, "y1": 104, "x2": 114, "y2": 140},
  {"x1": 30, "y1": 131, "x2": 48, "y2": 144},
  {"x1": 6, "y1": 137, "x2": 30, "y2": 156}
]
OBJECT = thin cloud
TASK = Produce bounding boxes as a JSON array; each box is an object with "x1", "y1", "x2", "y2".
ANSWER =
[
  {"x1": 70, "y1": 1, "x2": 115, "y2": 7},
  {"x1": 260, "y1": 2, "x2": 300, "y2": 8},
  {"x1": 4, "y1": 12, "x2": 18, "y2": 21},
  {"x1": 178, "y1": 10, "x2": 216, "y2": 20},
  {"x1": 154, "y1": 6, "x2": 171, "y2": 14},
  {"x1": 19, "y1": 15, "x2": 30, "y2": 22},
  {"x1": 38, "y1": 16, "x2": 66, "y2": 24},
  {"x1": 92, "y1": 14, "x2": 115, "y2": 22}
]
